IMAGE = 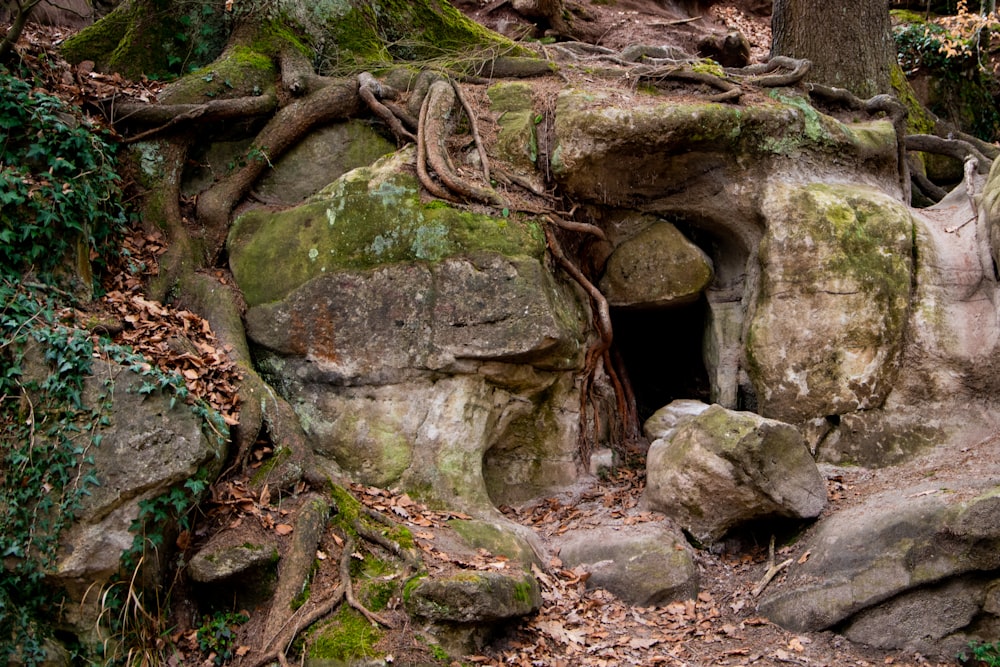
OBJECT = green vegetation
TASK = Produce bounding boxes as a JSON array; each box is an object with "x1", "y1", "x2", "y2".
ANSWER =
[
  {"x1": 893, "y1": 12, "x2": 1000, "y2": 140},
  {"x1": 197, "y1": 611, "x2": 250, "y2": 665},
  {"x1": 0, "y1": 67, "x2": 126, "y2": 281},
  {"x1": 959, "y1": 640, "x2": 1000, "y2": 666},
  {"x1": 307, "y1": 606, "x2": 383, "y2": 662},
  {"x1": 0, "y1": 65, "x2": 227, "y2": 665}
]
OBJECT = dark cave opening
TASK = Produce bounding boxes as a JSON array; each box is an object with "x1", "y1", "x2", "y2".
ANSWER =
[{"x1": 611, "y1": 297, "x2": 711, "y2": 424}]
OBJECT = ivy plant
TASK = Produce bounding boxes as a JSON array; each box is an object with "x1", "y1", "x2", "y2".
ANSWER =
[{"x1": 0, "y1": 66, "x2": 126, "y2": 282}]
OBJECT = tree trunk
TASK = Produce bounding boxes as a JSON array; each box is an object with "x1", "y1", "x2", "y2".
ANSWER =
[{"x1": 772, "y1": 0, "x2": 895, "y2": 98}]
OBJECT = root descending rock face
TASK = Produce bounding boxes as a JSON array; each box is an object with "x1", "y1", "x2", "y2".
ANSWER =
[{"x1": 229, "y1": 148, "x2": 590, "y2": 515}]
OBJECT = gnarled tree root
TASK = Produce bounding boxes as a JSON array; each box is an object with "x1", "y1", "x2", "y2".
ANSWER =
[
  {"x1": 196, "y1": 79, "x2": 362, "y2": 258},
  {"x1": 419, "y1": 80, "x2": 505, "y2": 206},
  {"x1": 906, "y1": 134, "x2": 993, "y2": 173},
  {"x1": 359, "y1": 72, "x2": 416, "y2": 145},
  {"x1": 728, "y1": 56, "x2": 811, "y2": 87},
  {"x1": 808, "y1": 83, "x2": 911, "y2": 202},
  {"x1": 632, "y1": 64, "x2": 742, "y2": 103}
]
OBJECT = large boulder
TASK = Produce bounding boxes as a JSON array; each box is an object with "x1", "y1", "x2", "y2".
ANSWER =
[
  {"x1": 759, "y1": 481, "x2": 1000, "y2": 658},
  {"x1": 817, "y1": 167, "x2": 1000, "y2": 465},
  {"x1": 642, "y1": 402, "x2": 826, "y2": 544},
  {"x1": 556, "y1": 523, "x2": 699, "y2": 606},
  {"x1": 229, "y1": 148, "x2": 590, "y2": 514},
  {"x1": 598, "y1": 221, "x2": 714, "y2": 309},
  {"x1": 746, "y1": 181, "x2": 914, "y2": 424},
  {"x1": 43, "y1": 359, "x2": 225, "y2": 645}
]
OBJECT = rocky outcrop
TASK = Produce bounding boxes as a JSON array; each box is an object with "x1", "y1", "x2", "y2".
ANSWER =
[
  {"x1": 746, "y1": 181, "x2": 914, "y2": 424},
  {"x1": 229, "y1": 148, "x2": 590, "y2": 515},
  {"x1": 599, "y1": 221, "x2": 714, "y2": 309},
  {"x1": 759, "y1": 481, "x2": 1000, "y2": 658},
  {"x1": 42, "y1": 358, "x2": 225, "y2": 646},
  {"x1": 642, "y1": 401, "x2": 826, "y2": 544}
]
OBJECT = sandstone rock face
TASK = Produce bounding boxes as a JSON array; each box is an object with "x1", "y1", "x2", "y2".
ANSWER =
[
  {"x1": 230, "y1": 148, "x2": 590, "y2": 515},
  {"x1": 556, "y1": 523, "x2": 699, "y2": 606},
  {"x1": 817, "y1": 167, "x2": 1000, "y2": 465},
  {"x1": 642, "y1": 402, "x2": 826, "y2": 544},
  {"x1": 487, "y1": 82, "x2": 540, "y2": 183},
  {"x1": 747, "y1": 182, "x2": 914, "y2": 424},
  {"x1": 759, "y1": 481, "x2": 1000, "y2": 657},
  {"x1": 42, "y1": 359, "x2": 225, "y2": 644},
  {"x1": 599, "y1": 221, "x2": 714, "y2": 309}
]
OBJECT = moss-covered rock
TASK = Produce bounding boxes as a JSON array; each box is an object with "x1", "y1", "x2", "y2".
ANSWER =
[
  {"x1": 404, "y1": 570, "x2": 540, "y2": 623},
  {"x1": 448, "y1": 519, "x2": 542, "y2": 569},
  {"x1": 551, "y1": 89, "x2": 900, "y2": 208},
  {"x1": 642, "y1": 403, "x2": 826, "y2": 544},
  {"x1": 598, "y1": 221, "x2": 714, "y2": 308},
  {"x1": 747, "y1": 182, "x2": 914, "y2": 424},
  {"x1": 556, "y1": 523, "x2": 699, "y2": 606},
  {"x1": 488, "y1": 81, "x2": 540, "y2": 176},
  {"x1": 229, "y1": 147, "x2": 544, "y2": 307}
]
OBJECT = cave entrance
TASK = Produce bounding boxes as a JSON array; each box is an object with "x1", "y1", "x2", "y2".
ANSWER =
[{"x1": 611, "y1": 297, "x2": 711, "y2": 424}]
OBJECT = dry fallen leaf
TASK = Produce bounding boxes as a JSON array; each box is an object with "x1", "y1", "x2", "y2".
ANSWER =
[{"x1": 274, "y1": 524, "x2": 293, "y2": 536}]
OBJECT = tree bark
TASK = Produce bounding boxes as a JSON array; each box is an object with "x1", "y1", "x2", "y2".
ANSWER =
[{"x1": 772, "y1": 0, "x2": 895, "y2": 98}]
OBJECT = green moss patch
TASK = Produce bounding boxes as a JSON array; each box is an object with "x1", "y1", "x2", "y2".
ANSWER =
[
  {"x1": 228, "y1": 150, "x2": 544, "y2": 306},
  {"x1": 307, "y1": 606, "x2": 383, "y2": 662}
]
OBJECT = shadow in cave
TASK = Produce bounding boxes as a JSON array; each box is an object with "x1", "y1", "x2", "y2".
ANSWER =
[{"x1": 611, "y1": 297, "x2": 711, "y2": 424}]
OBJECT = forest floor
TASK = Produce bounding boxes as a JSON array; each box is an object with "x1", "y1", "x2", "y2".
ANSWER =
[{"x1": 6, "y1": 0, "x2": 998, "y2": 665}]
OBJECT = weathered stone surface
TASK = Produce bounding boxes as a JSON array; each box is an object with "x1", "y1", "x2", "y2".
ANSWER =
[
  {"x1": 817, "y1": 168, "x2": 1000, "y2": 466},
  {"x1": 18, "y1": 356, "x2": 226, "y2": 648},
  {"x1": 642, "y1": 403, "x2": 826, "y2": 544},
  {"x1": 759, "y1": 483, "x2": 1000, "y2": 636},
  {"x1": 598, "y1": 221, "x2": 714, "y2": 308},
  {"x1": 228, "y1": 147, "x2": 547, "y2": 307},
  {"x1": 187, "y1": 535, "x2": 279, "y2": 609},
  {"x1": 841, "y1": 576, "x2": 984, "y2": 656},
  {"x1": 487, "y1": 82, "x2": 539, "y2": 179},
  {"x1": 552, "y1": 89, "x2": 900, "y2": 213},
  {"x1": 54, "y1": 360, "x2": 225, "y2": 584},
  {"x1": 643, "y1": 399, "x2": 711, "y2": 441},
  {"x1": 275, "y1": 372, "x2": 579, "y2": 516},
  {"x1": 405, "y1": 571, "x2": 541, "y2": 623},
  {"x1": 556, "y1": 523, "x2": 699, "y2": 606},
  {"x1": 448, "y1": 519, "x2": 543, "y2": 568},
  {"x1": 747, "y1": 181, "x2": 914, "y2": 424},
  {"x1": 188, "y1": 538, "x2": 279, "y2": 583},
  {"x1": 255, "y1": 121, "x2": 394, "y2": 204},
  {"x1": 231, "y1": 146, "x2": 589, "y2": 512}
]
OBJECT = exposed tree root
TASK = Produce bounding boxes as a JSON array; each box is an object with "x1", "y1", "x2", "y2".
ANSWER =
[
  {"x1": 113, "y1": 95, "x2": 278, "y2": 143},
  {"x1": 911, "y1": 168, "x2": 949, "y2": 202},
  {"x1": 451, "y1": 78, "x2": 492, "y2": 183},
  {"x1": 352, "y1": 519, "x2": 421, "y2": 571},
  {"x1": 728, "y1": 56, "x2": 811, "y2": 87},
  {"x1": 906, "y1": 134, "x2": 993, "y2": 173},
  {"x1": 544, "y1": 224, "x2": 617, "y2": 464},
  {"x1": 417, "y1": 91, "x2": 459, "y2": 201},
  {"x1": 545, "y1": 213, "x2": 607, "y2": 241},
  {"x1": 420, "y1": 79, "x2": 505, "y2": 206},
  {"x1": 196, "y1": 79, "x2": 362, "y2": 258},
  {"x1": 247, "y1": 504, "x2": 403, "y2": 667},
  {"x1": 632, "y1": 64, "x2": 742, "y2": 103},
  {"x1": 359, "y1": 72, "x2": 416, "y2": 145},
  {"x1": 808, "y1": 83, "x2": 910, "y2": 201}
]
